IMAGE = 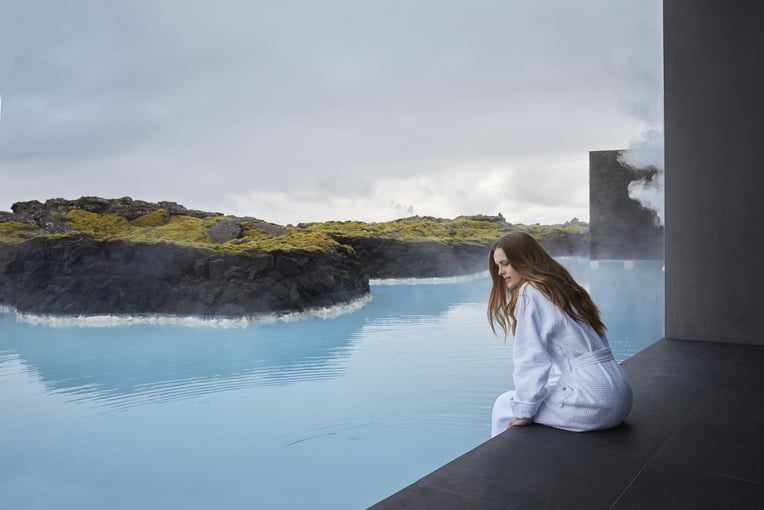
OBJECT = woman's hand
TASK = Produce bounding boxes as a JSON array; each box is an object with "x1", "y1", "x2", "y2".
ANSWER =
[{"x1": 507, "y1": 417, "x2": 533, "y2": 429}]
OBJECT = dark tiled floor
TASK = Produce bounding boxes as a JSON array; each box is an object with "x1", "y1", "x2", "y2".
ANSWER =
[{"x1": 369, "y1": 338, "x2": 764, "y2": 509}]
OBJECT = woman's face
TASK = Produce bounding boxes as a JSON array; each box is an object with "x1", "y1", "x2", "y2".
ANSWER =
[{"x1": 493, "y1": 248, "x2": 522, "y2": 290}]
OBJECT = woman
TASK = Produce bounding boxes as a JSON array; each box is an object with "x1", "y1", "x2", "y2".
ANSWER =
[{"x1": 488, "y1": 231, "x2": 632, "y2": 437}]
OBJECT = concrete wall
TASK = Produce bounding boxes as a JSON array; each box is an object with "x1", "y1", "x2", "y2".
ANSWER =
[
  {"x1": 589, "y1": 150, "x2": 664, "y2": 260},
  {"x1": 664, "y1": 0, "x2": 764, "y2": 345}
]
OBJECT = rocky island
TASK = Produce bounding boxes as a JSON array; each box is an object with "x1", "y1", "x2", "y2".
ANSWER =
[{"x1": 0, "y1": 197, "x2": 588, "y2": 318}]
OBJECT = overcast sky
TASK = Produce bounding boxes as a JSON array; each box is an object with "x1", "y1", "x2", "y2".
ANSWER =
[{"x1": 0, "y1": 0, "x2": 663, "y2": 225}]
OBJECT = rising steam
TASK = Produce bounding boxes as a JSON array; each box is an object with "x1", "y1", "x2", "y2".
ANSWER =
[{"x1": 618, "y1": 128, "x2": 664, "y2": 226}]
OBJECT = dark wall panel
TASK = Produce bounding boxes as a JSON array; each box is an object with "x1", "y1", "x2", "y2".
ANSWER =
[{"x1": 664, "y1": 0, "x2": 764, "y2": 344}]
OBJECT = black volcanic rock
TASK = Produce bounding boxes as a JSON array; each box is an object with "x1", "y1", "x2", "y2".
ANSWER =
[
  {"x1": 332, "y1": 236, "x2": 490, "y2": 278},
  {"x1": 0, "y1": 236, "x2": 369, "y2": 316}
]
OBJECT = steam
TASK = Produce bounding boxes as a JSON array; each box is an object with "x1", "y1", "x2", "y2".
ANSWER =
[{"x1": 618, "y1": 128, "x2": 664, "y2": 226}]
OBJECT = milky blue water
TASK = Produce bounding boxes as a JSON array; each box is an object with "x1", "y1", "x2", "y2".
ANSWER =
[{"x1": 0, "y1": 258, "x2": 664, "y2": 509}]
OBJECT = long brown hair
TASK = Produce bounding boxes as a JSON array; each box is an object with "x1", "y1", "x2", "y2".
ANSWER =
[{"x1": 487, "y1": 230, "x2": 606, "y2": 337}]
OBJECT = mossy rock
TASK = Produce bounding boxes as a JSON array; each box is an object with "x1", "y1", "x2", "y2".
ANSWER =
[
  {"x1": 299, "y1": 216, "x2": 504, "y2": 244},
  {"x1": 66, "y1": 210, "x2": 129, "y2": 238},
  {"x1": 130, "y1": 209, "x2": 170, "y2": 228},
  {"x1": 0, "y1": 196, "x2": 588, "y2": 254},
  {"x1": 128, "y1": 216, "x2": 214, "y2": 245},
  {"x1": 0, "y1": 221, "x2": 42, "y2": 244}
]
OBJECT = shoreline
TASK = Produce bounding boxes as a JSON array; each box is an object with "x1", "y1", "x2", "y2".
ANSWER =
[
  {"x1": 370, "y1": 271, "x2": 488, "y2": 286},
  {"x1": 1, "y1": 293, "x2": 373, "y2": 328}
]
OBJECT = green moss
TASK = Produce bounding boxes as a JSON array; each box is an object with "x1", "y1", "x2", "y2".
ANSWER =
[
  {"x1": 203, "y1": 215, "x2": 235, "y2": 228},
  {"x1": 66, "y1": 210, "x2": 129, "y2": 238},
  {"x1": 225, "y1": 227, "x2": 339, "y2": 253},
  {"x1": 130, "y1": 209, "x2": 169, "y2": 227},
  {"x1": 300, "y1": 216, "x2": 503, "y2": 244},
  {"x1": 240, "y1": 226, "x2": 270, "y2": 239},
  {"x1": 0, "y1": 222, "x2": 41, "y2": 244},
  {"x1": 63, "y1": 210, "x2": 219, "y2": 247},
  {"x1": 127, "y1": 216, "x2": 212, "y2": 245},
  {"x1": 0, "y1": 206, "x2": 588, "y2": 255},
  {"x1": 514, "y1": 223, "x2": 589, "y2": 236}
]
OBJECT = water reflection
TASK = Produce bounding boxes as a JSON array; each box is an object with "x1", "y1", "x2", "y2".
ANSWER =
[{"x1": 0, "y1": 275, "x2": 492, "y2": 409}]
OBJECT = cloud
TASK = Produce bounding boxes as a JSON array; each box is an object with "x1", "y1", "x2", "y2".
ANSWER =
[
  {"x1": 0, "y1": 0, "x2": 664, "y2": 224},
  {"x1": 225, "y1": 158, "x2": 591, "y2": 225}
]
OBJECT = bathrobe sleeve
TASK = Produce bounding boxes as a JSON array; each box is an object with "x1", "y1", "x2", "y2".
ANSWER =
[{"x1": 510, "y1": 285, "x2": 557, "y2": 419}]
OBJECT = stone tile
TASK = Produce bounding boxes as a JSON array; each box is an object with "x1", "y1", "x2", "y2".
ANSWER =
[
  {"x1": 395, "y1": 428, "x2": 644, "y2": 510},
  {"x1": 622, "y1": 370, "x2": 704, "y2": 424},
  {"x1": 369, "y1": 483, "x2": 511, "y2": 510},
  {"x1": 612, "y1": 459, "x2": 764, "y2": 510},
  {"x1": 515, "y1": 413, "x2": 673, "y2": 461},
  {"x1": 628, "y1": 338, "x2": 737, "y2": 373},
  {"x1": 729, "y1": 343, "x2": 764, "y2": 366},
  {"x1": 652, "y1": 415, "x2": 764, "y2": 484},
  {"x1": 688, "y1": 387, "x2": 764, "y2": 428}
]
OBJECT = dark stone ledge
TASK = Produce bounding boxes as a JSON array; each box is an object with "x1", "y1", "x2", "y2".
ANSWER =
[{"x1": 370, "y1": 338, "x2": 764, "y2": 509}]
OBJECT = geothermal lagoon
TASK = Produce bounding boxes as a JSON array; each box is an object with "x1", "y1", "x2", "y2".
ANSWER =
[{"x1": 0, "y1": 257, "x2": 663, "y2": 509}]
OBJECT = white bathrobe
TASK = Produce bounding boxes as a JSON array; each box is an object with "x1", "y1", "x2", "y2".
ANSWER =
[{"x1": 491, "y1": 283, "x2": 633, "y2": 437}]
